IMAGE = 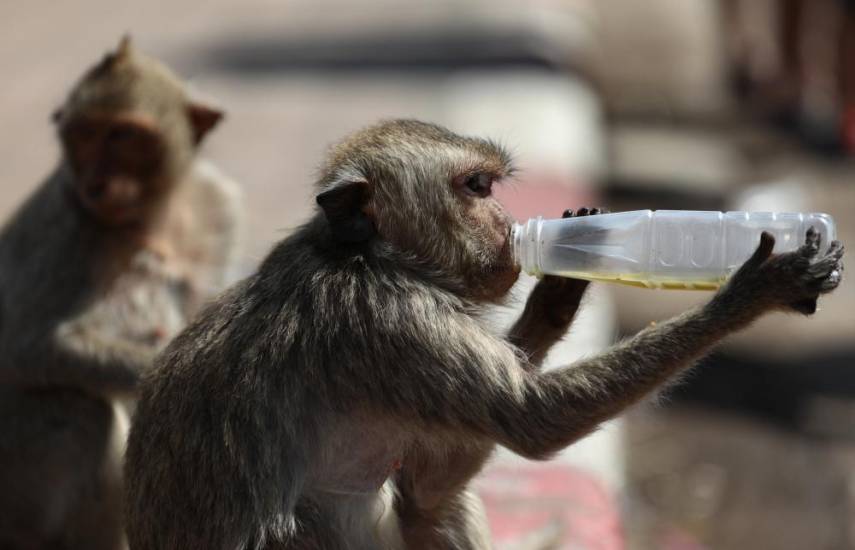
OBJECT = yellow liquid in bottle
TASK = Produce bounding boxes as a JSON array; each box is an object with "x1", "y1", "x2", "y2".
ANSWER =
[{"x1": 556, "y1": 271, "x2": 725, "y2": 291}]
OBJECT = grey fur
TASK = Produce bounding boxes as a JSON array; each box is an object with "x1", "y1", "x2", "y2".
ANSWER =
[
  {"x1": 124, "y1": 120, "x2": 844, "y2": 550},
  {"x1": 0, "y1": 40, "x2": 241, "y2": 550}
]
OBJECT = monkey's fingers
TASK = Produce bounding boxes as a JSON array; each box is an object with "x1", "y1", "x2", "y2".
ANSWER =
[
  {"x1": 789, "y1": 297, "x2": 818, "y2": 315},
  {"x1": 746, "y1": 232, "x2": 776, "y2": 268},
  {"x1": 824, "y1": 240, "x2": 845, "y2": 263},
  {"x1": 562, "y1": 207, "x2": 608, "y2": 218},
  {"x1": 807, "y1": 245, "x2": 844, "y2": 293},
  {"x1": 820, "y1": 268, "x2": 843, "y2": 292},
  {"x1": 799, "y1": 227, "x2": 821, "y2": 258}
]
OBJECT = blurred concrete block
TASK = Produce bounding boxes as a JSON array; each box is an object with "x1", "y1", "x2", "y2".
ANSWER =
[
  {"x1": 610, "y1": 123, "x2": 743, "y2": 195},
  {"x1": 443, "y1": 72, "x2": 605, "y2": 182},
  {"x1": 590, "y1": 0, "x2": 731, "y2": 118}
]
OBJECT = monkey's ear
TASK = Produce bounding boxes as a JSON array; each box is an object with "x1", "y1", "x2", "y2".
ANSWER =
[
  {"x1": 51, "y1": 108, "x2": 64, "y2": 125},
  {"x1": 187, "y1": 102, "x2": 224, "y2": 145},
  {"x1": 316, "y1": 180, "x2": 376, "y2": 244}
]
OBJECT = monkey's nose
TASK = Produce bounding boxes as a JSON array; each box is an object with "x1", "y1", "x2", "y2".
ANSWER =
[{"x1": 85, "y1": 180, "x2": 109, "y2": 198}]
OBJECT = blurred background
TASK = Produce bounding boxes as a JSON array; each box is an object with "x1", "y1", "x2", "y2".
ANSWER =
[{"x1": 2, "y1": 0, "x2": 855, "y2": 548}]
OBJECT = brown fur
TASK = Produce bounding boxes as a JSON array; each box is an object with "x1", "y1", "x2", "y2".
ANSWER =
[
  {"x1": 125, "y1": 120, "x2": 843, "y2": 550},
  {"x1": 0, "y1": 37, "x2": 241, "y2": 550}
]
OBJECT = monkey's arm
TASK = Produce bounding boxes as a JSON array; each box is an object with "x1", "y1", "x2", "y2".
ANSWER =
[
  {"x1": 393, "y1": 276, "x2": 590, "y2": 547},
  {"x1": 397, "y1": 279, "x2": 590, "y2": 545},
  {"x1": 394, "y1": 294, "x2": 712, "y2": 548},
  {"x1": 0, "y1": 321, "x2": 155, "y2": 396},
  {"x1": 387, "y1": 232, "x2": 843, "y2": 460},
  {"x1": 507, "y1": 275, "x2": 589, "y2": 368},
  {"x1": 507, "y1": 208, "x2": 601, "y2": 368}
]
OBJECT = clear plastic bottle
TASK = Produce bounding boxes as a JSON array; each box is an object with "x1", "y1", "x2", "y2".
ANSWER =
[{"x1": 511, "y1": 210, "x2": 837, "y2": 290}]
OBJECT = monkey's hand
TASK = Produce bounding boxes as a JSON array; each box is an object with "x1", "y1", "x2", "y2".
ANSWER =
[
  {"x1": 28, "y1": 322, "x2": 159, "y2": 397},
  {"x1": 713, "y1": 227, "x2": 844, "y2": 319},
  {"x1": 535, "y1": 207, "x2": 606, "y2": 325},
  {"x1": 508, "y1": 207, "x2": 606, "y2": 368}
]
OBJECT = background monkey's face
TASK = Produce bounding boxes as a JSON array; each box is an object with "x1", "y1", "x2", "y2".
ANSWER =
[
  {"x1": 61, "y1": 110, "x2": 167, "y2": 226},
  {"x1": 317, "y1": 120, "x2": 520, "y2": 303},
  {"x1": 54, "y1": 36, "x2": 223, "y2": 227}
]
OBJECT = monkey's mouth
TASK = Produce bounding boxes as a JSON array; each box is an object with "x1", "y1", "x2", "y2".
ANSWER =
[
  {"x1": 483, "y1": 235, "x2": 521, "y2": 298},
  {"x1": 78, "y1": 177, "x2": 146, "y2": 222}
]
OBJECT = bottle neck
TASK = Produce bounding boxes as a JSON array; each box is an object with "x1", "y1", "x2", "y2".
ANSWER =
[
  {"x1": 510, "y1": 222, "x2": 523, "y2": 269},
  {"x1": 510, "y1": 217, "x2": 543, "y2": 277}
]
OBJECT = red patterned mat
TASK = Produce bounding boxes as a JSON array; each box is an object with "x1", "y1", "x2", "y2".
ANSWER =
[{"x1": 477, "y1": 463, "x2": 624, "y2": 550}]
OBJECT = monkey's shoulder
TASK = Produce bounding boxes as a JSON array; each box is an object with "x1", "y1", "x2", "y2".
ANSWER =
[
  {"x1": 156, "y1": 160, "x2": 243, "y2": 278},
  {"x1": 179, "y1": 159, "x2": 243, "y2": 229},
  {"x1": 0, "y1": 170, "x2": 77, "y2": 260}
]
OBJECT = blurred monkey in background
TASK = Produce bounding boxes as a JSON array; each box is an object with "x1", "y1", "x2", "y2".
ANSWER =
[{"x1": 0, "y1": 37, "x2": 242, "y2": 550}]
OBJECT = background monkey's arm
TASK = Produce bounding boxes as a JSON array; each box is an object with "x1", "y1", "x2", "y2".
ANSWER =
[{"x1": 0, "y1": 319, "x2": 157, "y2": 396}]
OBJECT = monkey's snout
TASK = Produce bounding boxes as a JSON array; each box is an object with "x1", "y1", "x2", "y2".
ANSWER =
[{"x1": 84, "y1": 180, "x2": 109, "y2": 199}]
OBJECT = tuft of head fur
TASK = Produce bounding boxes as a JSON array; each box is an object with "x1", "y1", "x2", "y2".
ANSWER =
[{"x1": 58, "y1": 37, "x2": 188, "y2": 130}]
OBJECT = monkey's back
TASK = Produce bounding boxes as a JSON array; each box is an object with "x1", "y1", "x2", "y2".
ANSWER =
[
  {"x1": 124, "y1": 219, "x2": 463, "y2": 549},
  {"x1": 126, "y1": 225, "x2": 329, "y2": 549}
]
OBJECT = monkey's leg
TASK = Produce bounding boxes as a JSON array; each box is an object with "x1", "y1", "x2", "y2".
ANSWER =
[
  {"x1": 395, "y1": 440, "x2": 493, "y2": 550},
  {"x1": 397, "y1": 489, "x2": 490, "y2": 550},
  {"x1": 0, "y1": 324, "x2": 156, "y2": 396}
]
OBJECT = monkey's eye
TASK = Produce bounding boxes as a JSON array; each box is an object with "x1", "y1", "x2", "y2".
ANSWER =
[
  {"x1": 65, "y1": 120, "x2": 99, "y2": 144},
  {"x1": 109, "y1": 124, "x2": 147, "y2": 145},
  {"x1": 461, "y1": 173, "x2": 494, "y2": 198}
]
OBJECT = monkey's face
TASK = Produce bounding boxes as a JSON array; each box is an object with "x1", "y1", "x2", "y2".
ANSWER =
[
  {"x1": 445, "y1": 168, "x2": 521, "y2": 301},
  {"x1": 322, "y1": 121, "x2": 521, "y2": 303},
  {"x1": 55, "y1": 37, "x2": 224, "y2": 228},
  {"x1": 61, "y1": 111, "x2": 172, "y2": 226},
  {"x1": 383, "y1": 163, "x2": 520, "y2": 302}
]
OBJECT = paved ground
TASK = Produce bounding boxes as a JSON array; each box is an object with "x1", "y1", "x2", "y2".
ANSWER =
[{"x1": 625, "y1": 405, "x2": 855, "y2": 550}]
